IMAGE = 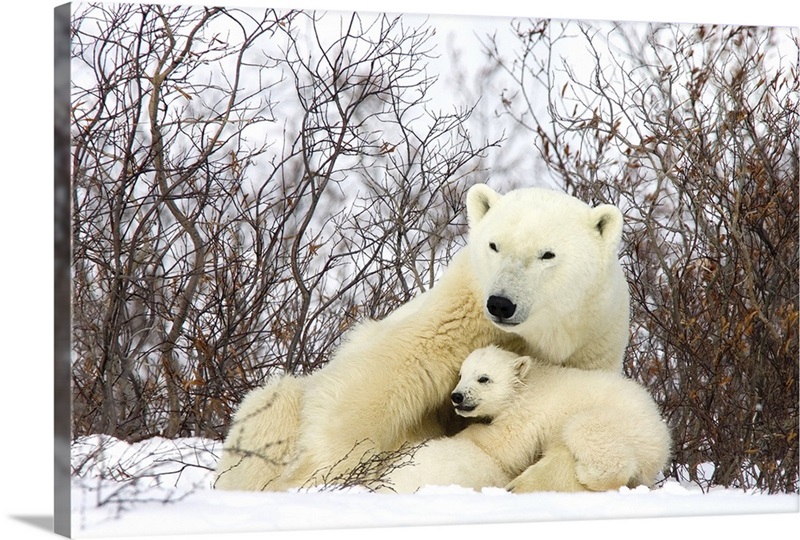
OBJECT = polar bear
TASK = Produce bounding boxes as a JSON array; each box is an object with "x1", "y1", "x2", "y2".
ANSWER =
[
  {"x1": 217, "y1": 184, "x2": 630, "y2": 491},
  {"x1": 450, "y1": 346, "x2": 672, "y2": 492}
]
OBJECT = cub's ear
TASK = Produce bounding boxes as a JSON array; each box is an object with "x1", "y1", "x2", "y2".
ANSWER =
[
  {"x1": 590, "y1": 204, "x2": 624, "y2": 250},
  {"x1": 466, "y1": 184, "x2": 501, "y2": 228},
  {"x1": 514, "y1": 356, "x2": 532, "y2": 380}
]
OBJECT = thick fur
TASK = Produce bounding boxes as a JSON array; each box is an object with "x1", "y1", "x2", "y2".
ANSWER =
[
  {"x1": 214, "y1": 374, "x2": 305, "y2": 490},
  {"x1": 215, "y1": 184, "x2": 631, "y2": 491},
  {"x1": 452, "y1": 346, "x2": 672, "y2": 492},
  {"x1": 382, "y1": 438, "x2": 511, "y2": 493}
]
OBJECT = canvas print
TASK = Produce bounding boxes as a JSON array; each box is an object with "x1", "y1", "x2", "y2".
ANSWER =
[{"x1": 55, "y1": 1, "x2": 799, "y2": 537}]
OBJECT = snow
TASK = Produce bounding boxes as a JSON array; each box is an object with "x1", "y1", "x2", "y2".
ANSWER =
[{"x1": 66, "y1": 435, "x2": 799, "y2": 539}]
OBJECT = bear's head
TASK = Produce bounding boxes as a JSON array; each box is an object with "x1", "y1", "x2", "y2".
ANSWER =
[
  {"x1": 466, "y1": 183, "x2": 625, "y2": 356},
  {"x1": 451, "y1": 346, "x2": 531, "y2": 420}
]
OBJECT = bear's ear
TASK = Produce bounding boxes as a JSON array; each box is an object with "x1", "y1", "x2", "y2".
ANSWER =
[
  {"x1": 590, "y1": 204, "x2": 624, "y2": 250},
  {"x1": 514, "y1": 356, "x2": 532, "y2": 380},
  {"x1": 466, "y1": 184, "x2": 501, "y2": 227}
]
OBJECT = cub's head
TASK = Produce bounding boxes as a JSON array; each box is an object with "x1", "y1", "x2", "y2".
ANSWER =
[
  {"x1": 451, "y1": 346, "x2": 531, "y2": 420},
  {"x1": 465, "y1": 183, "x2": 624, "y2": 349}
]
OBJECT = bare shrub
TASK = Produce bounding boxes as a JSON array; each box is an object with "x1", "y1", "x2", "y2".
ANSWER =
[{"x1": 70, "y1": 5, "x2": 499, "y2": 442}]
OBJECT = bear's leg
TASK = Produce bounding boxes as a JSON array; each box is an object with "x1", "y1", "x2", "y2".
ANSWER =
[
  {"x1": 562, "y1": 410, "x2": 638, "y2": 491},
  {"x1": 385, "y1": 438, "x2": 512, "y2": 493},
  {"x1": 215, "y1": 375, "x2": 305, "y2": 491},
  {"x1": 505, "y1": 444, "x2": 585, "y2": 493},
  {"x1": 272, "y1": 436, "x2": 381, "y2": 491}
]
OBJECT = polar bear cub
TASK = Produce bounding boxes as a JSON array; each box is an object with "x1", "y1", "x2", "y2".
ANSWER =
[
  {"x1": 452, "y1": 346, "x2": 672, "y2": 492},
  {"x1": 385, "y1": 345, "x2": 671, "y2": 494}
]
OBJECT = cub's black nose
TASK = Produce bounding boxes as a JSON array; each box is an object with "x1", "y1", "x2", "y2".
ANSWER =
[
  {"x1": 487, "y1": 295, "x2": 517, "y2": 319},
  {"x1": 451, "y1": 392, "x2": 464, "y2": 405}
]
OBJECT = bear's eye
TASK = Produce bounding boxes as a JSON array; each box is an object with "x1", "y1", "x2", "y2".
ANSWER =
[
  {"x1": 489, "y1": 242, "x2": 498, "y2": 252},
  {"x1": 478, "y1": 376, "x2": 490, "y2": 384},
  {"x1": 541, "y1": 251, "x2": 556, "y2": 260}
]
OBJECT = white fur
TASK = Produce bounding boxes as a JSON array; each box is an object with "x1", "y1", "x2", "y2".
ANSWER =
[
  {"x1": 216, "y1": 184, "x2": 631, "y2": 491},
  {"x1": 453, "y1": 346, "x2": 672, "y2": 492},
  {"x1": 382, "y1": 438, "x2": 511, "y2": 493},
  {"x1": 467, "y1": 184, "x2": 630, "y2": 371},
  {"x1": 214, "y1": 374, "x2": 305, "y2": 490}
]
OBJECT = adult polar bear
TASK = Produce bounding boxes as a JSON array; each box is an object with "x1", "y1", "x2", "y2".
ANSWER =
[
  {"x1": 215, "y1": 184, "x2": 630, "y2": 492},
  {"x1": 386, "y1": 346, "x2": 670, "y2": 493}
]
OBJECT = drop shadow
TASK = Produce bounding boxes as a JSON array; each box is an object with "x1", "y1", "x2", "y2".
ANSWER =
[{"x1": 9, "y1": 515, "x2": 53, "y2": 532}]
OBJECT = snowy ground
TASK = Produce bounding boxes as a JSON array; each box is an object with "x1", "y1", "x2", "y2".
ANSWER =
[{"x1": 64, "y1": 435, "x2": 799, "y2": 540}]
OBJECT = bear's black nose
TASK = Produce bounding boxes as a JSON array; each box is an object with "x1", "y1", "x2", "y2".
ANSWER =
[
  {"x1": 487, "y1": 295, "x2": 517, "y2": 319},
  {"x1": 451, "y1": 392, "x2": 464, "y2": 405}
]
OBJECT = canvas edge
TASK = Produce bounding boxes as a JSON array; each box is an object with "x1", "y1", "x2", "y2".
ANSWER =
[{"x1": 54, "y1": 2, "x2": 72, "y2": 537}]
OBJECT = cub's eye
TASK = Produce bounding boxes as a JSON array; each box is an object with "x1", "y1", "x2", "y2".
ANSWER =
[
  {"x1": 541, "y1": 251, "x2": 556, "y2": 260},
  {"x1": 489, "y1": 242, "x2": 498, "y2": 252},
  {"x1": 478, "y1": 376, "x2": 490, "y2": 384}
]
